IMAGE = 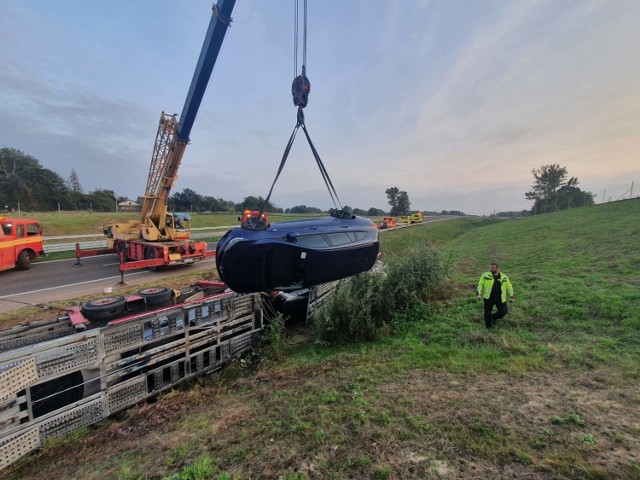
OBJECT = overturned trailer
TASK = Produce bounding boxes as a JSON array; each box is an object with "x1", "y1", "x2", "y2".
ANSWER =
[{"x1": 0, "y1": 280, "x2": 338, "y2": 470}]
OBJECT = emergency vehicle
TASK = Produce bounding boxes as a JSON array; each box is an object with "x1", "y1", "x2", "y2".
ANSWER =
[{"x1": 0, "y1": 216, "x2": 45, "y2": 271}]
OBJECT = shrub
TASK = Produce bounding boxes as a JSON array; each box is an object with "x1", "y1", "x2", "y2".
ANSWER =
[
  {"x1": 260, "y1": 313, "x2": 288, "y2": 360},
  {"x1": 313, "y1": 245, "x2": 451, "y2": 344}
]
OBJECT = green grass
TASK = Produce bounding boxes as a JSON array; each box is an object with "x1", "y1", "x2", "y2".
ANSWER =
[
  {"x1": 16, "y1": 210, "x2": 320, "y2": 237},
  {"x1": 4, "y1": 199, "x2": 640, "y2": 480}
]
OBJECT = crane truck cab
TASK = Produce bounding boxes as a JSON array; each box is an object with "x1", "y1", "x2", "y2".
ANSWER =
[
  {"x1": 0, "y1": 216, "x2": 45, "y2": 271},
  {"x1": 165, "y1": 212, "x2": 191, "y2": 240}
]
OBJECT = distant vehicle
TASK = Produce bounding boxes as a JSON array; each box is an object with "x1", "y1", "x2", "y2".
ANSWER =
[
  {"x1": 239, "y1": 209, "x2": 268, "y2": 224},
  {"x1": 398, "y1": 212, "x2": 423, "y2": 225},
  {"x1": 379, "y1": 217, "x2": 397, "y2": 229},
  {"x1": 216, "y1": 215, "x2": 380, "y2": 293},
  {"x1": 0, "y1": 216, "x2": 45, "y2": 271}
]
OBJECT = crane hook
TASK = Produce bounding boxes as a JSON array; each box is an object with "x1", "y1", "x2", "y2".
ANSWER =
[{"x1": 292, "y1": 66, "x2": 310, "y2": 109}]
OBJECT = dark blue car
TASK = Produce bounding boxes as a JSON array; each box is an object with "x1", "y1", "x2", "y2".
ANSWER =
[{"x1": 216, "y1": 215, "x2": 379, "y2": 293}]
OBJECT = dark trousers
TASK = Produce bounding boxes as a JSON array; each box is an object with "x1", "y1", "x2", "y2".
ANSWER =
[{"x1": 484, "y1": 298, "x2": 508, "y2": 328}]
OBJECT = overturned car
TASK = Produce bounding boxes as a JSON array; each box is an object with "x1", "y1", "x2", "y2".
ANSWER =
[{"x1": 216, "y1": 215, "x2": 380, "y2": 294}]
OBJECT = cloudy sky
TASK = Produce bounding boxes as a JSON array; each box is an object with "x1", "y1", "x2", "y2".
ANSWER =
[{"x1": 1, "y1": 0, "x2": 638, "y2": 215}]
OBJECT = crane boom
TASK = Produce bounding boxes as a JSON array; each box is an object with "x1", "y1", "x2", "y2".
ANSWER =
[
  {"x1": 139, "y1": 0, "x2": 235, "y2": 237},
  {"x1": 102, "y1": 1, "x2": 235, "y2": 269}
]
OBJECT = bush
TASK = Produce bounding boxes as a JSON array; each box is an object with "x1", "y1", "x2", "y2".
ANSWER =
[
  {"x1": 260, "y1": 313, "x2": 288, "y2": 360},
  {"x1": 313, "y1": 245, "x2": 451, "y2": 344}
]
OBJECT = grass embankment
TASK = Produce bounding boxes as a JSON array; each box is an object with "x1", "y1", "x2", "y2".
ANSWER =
[{"x1": 5, "y1": 200, "x2": 640, "y2": 480}]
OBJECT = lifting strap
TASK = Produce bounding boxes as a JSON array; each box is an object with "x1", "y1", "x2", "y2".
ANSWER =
[{"x1": 243, "y1": 0, "x2": 345, "y2": 231}]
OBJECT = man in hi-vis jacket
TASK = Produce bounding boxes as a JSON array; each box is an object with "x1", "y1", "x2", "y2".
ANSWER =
[{"x1": 477, "y1": 262, "x2": 515, "y2": 328}]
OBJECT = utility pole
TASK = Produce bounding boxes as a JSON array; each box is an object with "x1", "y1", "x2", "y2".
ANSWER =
[
  {"x1": 602, "y1": 189, "x2": 606, "y2": 204},
  {"x1": 630, "y1": 182, "x2": 634, "y2": 199}
]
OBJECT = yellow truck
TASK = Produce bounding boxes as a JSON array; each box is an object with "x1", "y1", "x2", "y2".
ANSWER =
[{"x1": 398, "y1": 212, "x2": 423, "y2": 225}]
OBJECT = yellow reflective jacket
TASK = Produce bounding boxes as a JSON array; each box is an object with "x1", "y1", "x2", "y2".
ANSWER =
[{"x1": 477, "y1": 271, "x2": 514, "y2": 302}]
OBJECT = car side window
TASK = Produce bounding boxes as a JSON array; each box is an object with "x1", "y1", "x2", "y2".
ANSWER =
[{"x1": 295, "y1": 234, "x2": 331, "y2": 248}]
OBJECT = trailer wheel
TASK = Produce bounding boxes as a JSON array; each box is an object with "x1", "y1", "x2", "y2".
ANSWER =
[
  {"x1": 16, "y1": 250, "x2": 31, "y2": 270},
  {"x1": 136, "y1": 286, "x2": 172, "y2": 306},
  {"x1": 82, "y1": 296, "x2": 126, "y2": 321}
]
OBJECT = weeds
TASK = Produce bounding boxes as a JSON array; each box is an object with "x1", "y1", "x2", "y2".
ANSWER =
[
  {"x1": 163, "y1": 454, "x2": 217, "y2": 480},
  {"x1": 313, "y1": 245, "x2": 452, "y2": 344},
  {"x1": 260, "y1": 313, "x2": 288, "y2": 360}
]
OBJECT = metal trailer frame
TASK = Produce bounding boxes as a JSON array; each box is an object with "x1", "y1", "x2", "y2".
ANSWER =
[
  {"x1": 0, "y1": 289, "x2": 263, "y2": 470},
  {"x1": 0, "y1": 277, "x2": 341, "y2": 470}
]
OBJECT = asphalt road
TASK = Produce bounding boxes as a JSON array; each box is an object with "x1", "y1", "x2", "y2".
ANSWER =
[{"x1": 0, "y1": 243, "x2": 218, "y2": 314}]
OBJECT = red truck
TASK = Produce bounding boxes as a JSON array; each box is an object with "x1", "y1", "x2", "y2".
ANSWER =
[
  {"x1": 0, "y1": 216, "x2": 45, "y2": 271},
  {"x1": 378, "y1": 217, "x2": 397, "y2": 229},
  {"x1": 239, "y1": 209, "x2": 268, "y2": 224}
]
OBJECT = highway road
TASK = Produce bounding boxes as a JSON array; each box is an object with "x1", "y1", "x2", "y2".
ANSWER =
[{"x1": 0, "y1": 243, "x2": 218, "y2": 314}]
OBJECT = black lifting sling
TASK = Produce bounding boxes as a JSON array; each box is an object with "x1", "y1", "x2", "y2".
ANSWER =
[{"x1": 242, "y1": 0, "x2": 349, "y2": 232}]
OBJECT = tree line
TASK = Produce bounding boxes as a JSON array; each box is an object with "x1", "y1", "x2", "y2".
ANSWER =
[
  {"x1": 3, "y1": 148, "x2": 594, "y2": 217},
  {"x1": 0, "y1": 147, "x2": 392, "y2": 215}
]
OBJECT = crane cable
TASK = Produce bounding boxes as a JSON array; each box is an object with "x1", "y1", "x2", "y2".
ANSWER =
[{"x1": 245, "y1": 0, "x2": 346, "y2": 231}]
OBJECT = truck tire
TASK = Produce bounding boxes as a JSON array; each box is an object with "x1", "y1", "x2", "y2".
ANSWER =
[
  {"x1": 144, "y1": 247, "x2": 159, "y2": 271},
  {"x1": 136, "y1": 286, "x2": 172, "y2": 306},
  {"x1": 16, "y1": 250, "x2": 31, "y2": 270},
  {"x1": 82, "y1": 296, "x2": 126, "y2": 322},
  {"x1": 116, "y1": 243, "x2": 129, "y2": 262}
]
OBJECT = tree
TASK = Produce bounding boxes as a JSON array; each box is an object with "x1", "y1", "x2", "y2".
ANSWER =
[
  {"x1": 66, "y1": 169, "x2": 85, "y2": 209},
  {"x1": 0, "y1": 147, "x2": 75, "y2": 210},
  {"x1": 367, "y1": 207, "x2": 386, "y2": 216},
  {"x1": 236, "y1": 196, "x2": 278, "y2": 212},
  {"x1": 385, "y1": 187, "x2": 399, "y2": 214},
  {"x1": 385, "y1": 187, "x2": 411, "y2": 216},
  {"x1": 525, "y1": 164, "x2": 594, "y2": 214},
  {"x1": 289, "y1": 205, "x2": 323, "y2": 214},
  {"x1": 171, "y1": 188, "x2": 201, "y2": 211},
  {"x1": 67, "y1": 169, "x2": 83, "y2": 194},
  {"x1": 87, "y1": 189, "x2": 117, "y2": 212},
  {"x1": 396, "y1": 191, "x2": 411, "y2": 216}
]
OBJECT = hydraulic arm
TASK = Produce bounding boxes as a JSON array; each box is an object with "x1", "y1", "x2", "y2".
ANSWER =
[{"x1": 135, "y1": 0, "x2": 236, "y2": 241}]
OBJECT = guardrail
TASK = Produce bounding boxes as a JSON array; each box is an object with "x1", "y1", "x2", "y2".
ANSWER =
[
  {"x1": 42, "y1": 227, "x2": 233, "y2": 254},
  {"x1": 42, "y1": 219, "x2": 451, "y2": 254}
]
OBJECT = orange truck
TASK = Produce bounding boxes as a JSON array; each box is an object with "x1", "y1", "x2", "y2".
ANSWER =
[
  {"x1": 0, "y1": 216, "x2": 45, "y2": 271},
  {"x1": 378, "y1": 217, "x2": 397, "y2": 229}
]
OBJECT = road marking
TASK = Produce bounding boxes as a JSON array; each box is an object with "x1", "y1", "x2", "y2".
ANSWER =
[{"x1": 0, "y1": 271, "x2": 149, "y2": 299}]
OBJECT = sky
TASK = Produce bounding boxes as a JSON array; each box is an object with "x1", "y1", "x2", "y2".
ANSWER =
[{"x1": 0, "y1": 0, "x2": 638, "y2": 216}]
